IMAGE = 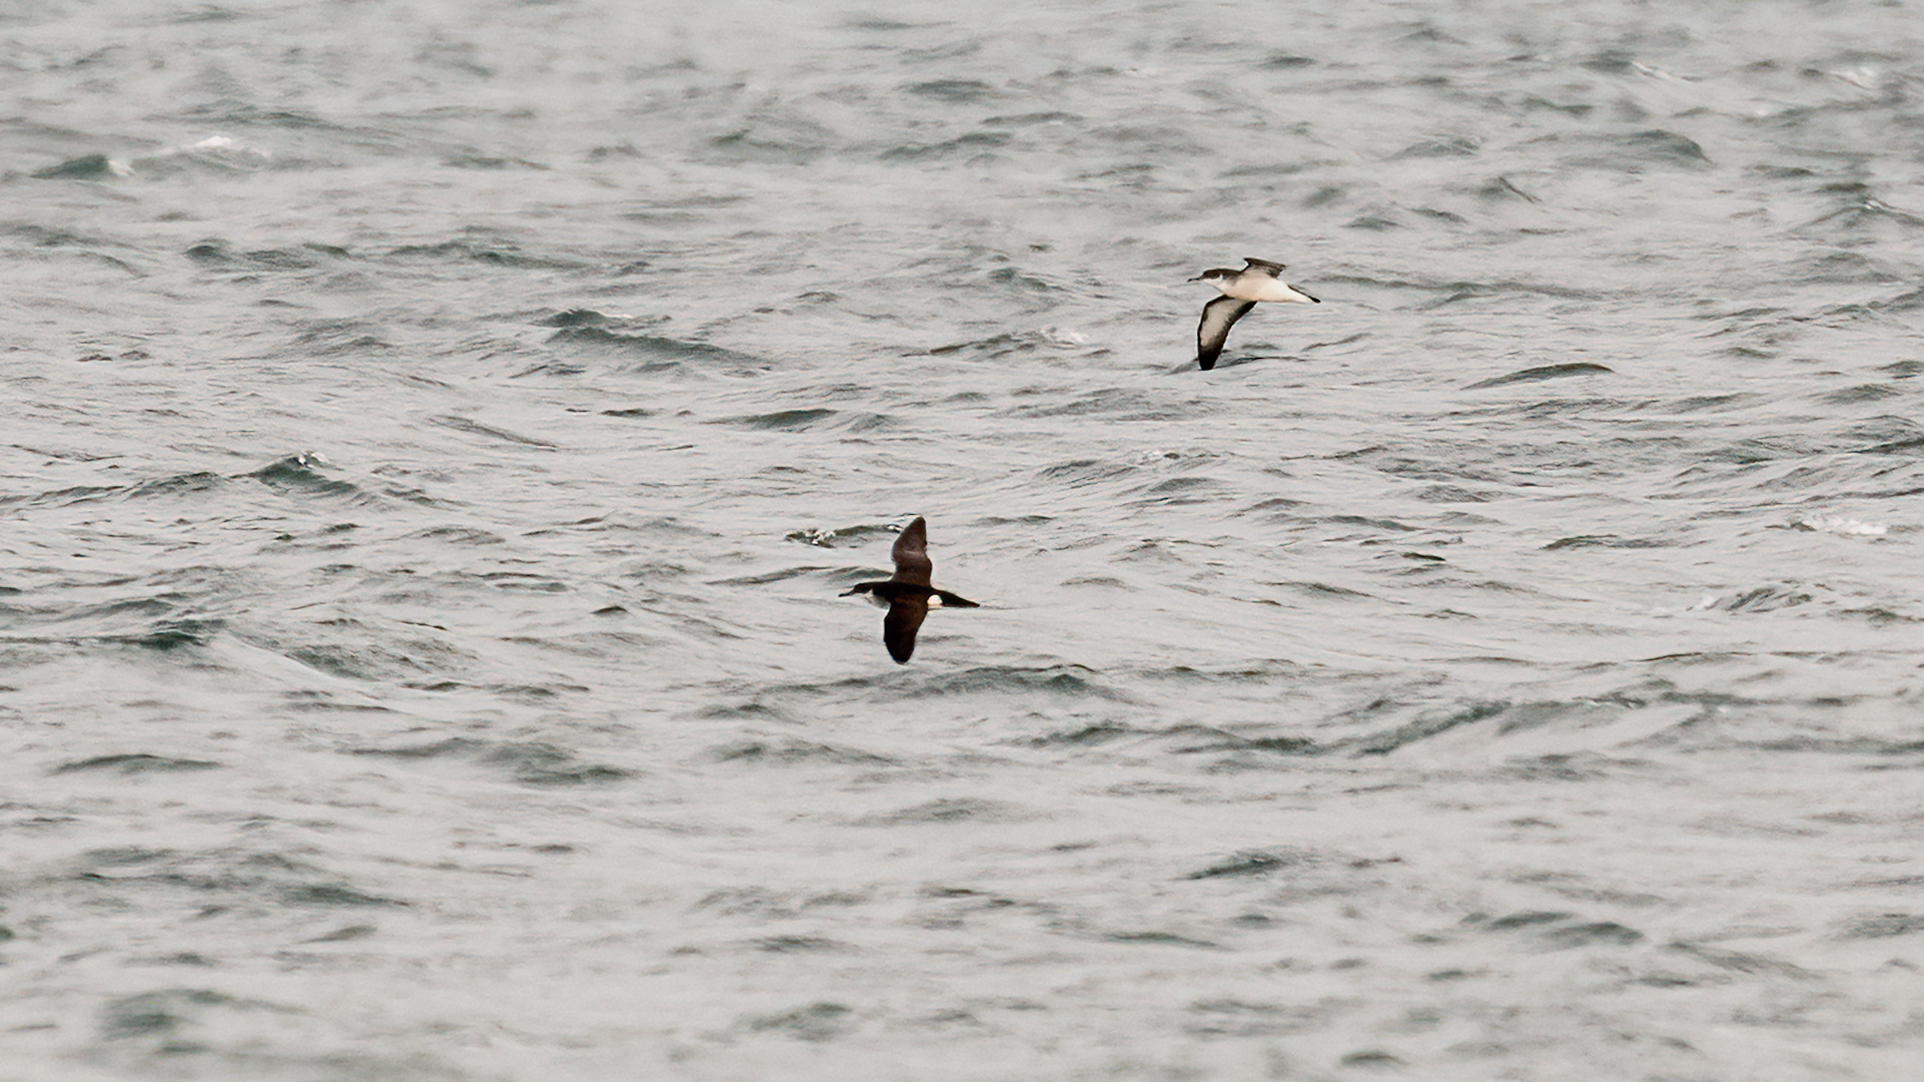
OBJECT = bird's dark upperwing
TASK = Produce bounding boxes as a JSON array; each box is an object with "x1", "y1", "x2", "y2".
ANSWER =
[
  {"x1": 1196, "y1": 296, "x2": 1257, "y2": 371},
  {"x1": 882, "y1": 597, "x2": 927, "y2": 663},
  {"x1": 1242, "y1": 257, "x2": 1286, "y2": 277},
  {"x1": 891, "y1": 516, "x2": 933, "y2": 586}
]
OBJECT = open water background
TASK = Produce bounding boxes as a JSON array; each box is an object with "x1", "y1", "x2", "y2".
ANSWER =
[{"x1": 3, "y1": 1, "x2": 1923, "y2": 1078}]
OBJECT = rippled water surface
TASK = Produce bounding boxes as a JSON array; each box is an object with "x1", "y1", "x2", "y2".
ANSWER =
[{"x1": 4, "y1": 1, "x2": 1923, "y2": 1078}]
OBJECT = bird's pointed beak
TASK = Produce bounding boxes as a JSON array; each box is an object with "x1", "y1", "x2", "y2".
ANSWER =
[{"x1": 1186, "y1": 274, "x2": 1204, "y2": 282}]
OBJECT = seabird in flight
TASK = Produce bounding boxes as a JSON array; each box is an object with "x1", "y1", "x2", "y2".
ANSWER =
[
  {"x1": 840, "y1": 516, "x2": 979, "y2": 663},
  {"x1": 1189, "y1": 257, "x2": 1321, "y2": 371}
]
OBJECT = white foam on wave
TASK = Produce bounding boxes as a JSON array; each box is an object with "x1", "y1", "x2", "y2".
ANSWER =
[
  {"x1": 150, "y1": 133, "x2": 273, "y2": 170},
  {"x1": 1792, "y1": 511, "x2": 1888, "y2": 537}
]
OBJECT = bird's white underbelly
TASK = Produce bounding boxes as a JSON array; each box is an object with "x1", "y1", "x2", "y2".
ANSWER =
[{"x1": 1217, "y1": 278, "x2": 1315, "y2": 303}]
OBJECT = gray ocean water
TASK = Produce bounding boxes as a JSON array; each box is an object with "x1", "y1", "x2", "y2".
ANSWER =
[{"x1": 4, "y1": 1, "x2": 1923, "y2": 1079}]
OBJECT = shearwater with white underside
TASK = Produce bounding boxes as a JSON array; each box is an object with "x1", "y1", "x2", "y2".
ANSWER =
[{"x1": 1188, "y1": 256, "x2": 1322, "y2": 370}]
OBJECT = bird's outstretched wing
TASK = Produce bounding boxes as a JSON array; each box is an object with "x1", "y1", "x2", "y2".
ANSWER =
[
  {"x1": 1196, "y1": 296, "x2": 1256, "y2": 371},
  {"x1": 891, "y1": 516, "x2": 932, "y2": 586},
  {"x1": 1242, "y1": 257, "x2": 1286, "y2": 277},
  {"x1": 883, "y1": 598, "x2": 927, "y2": 663}
]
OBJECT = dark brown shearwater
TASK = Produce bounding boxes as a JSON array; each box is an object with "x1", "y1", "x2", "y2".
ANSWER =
[{"x1": 840, "y1": 516, "x2": 979, "y2": 663}]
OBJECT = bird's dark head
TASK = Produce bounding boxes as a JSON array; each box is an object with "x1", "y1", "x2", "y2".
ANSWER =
[
  {"x1": 1188, "y1": 267, "x2": 1235, "y2": 283},
  {"x1": 839, "y1": 582, "x2": 876, "y2": 597}
]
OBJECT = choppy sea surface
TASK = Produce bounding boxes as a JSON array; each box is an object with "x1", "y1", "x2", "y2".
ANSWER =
[{"x1": 4, "y1": 2, "x2": 1923, "y2": 1078}]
